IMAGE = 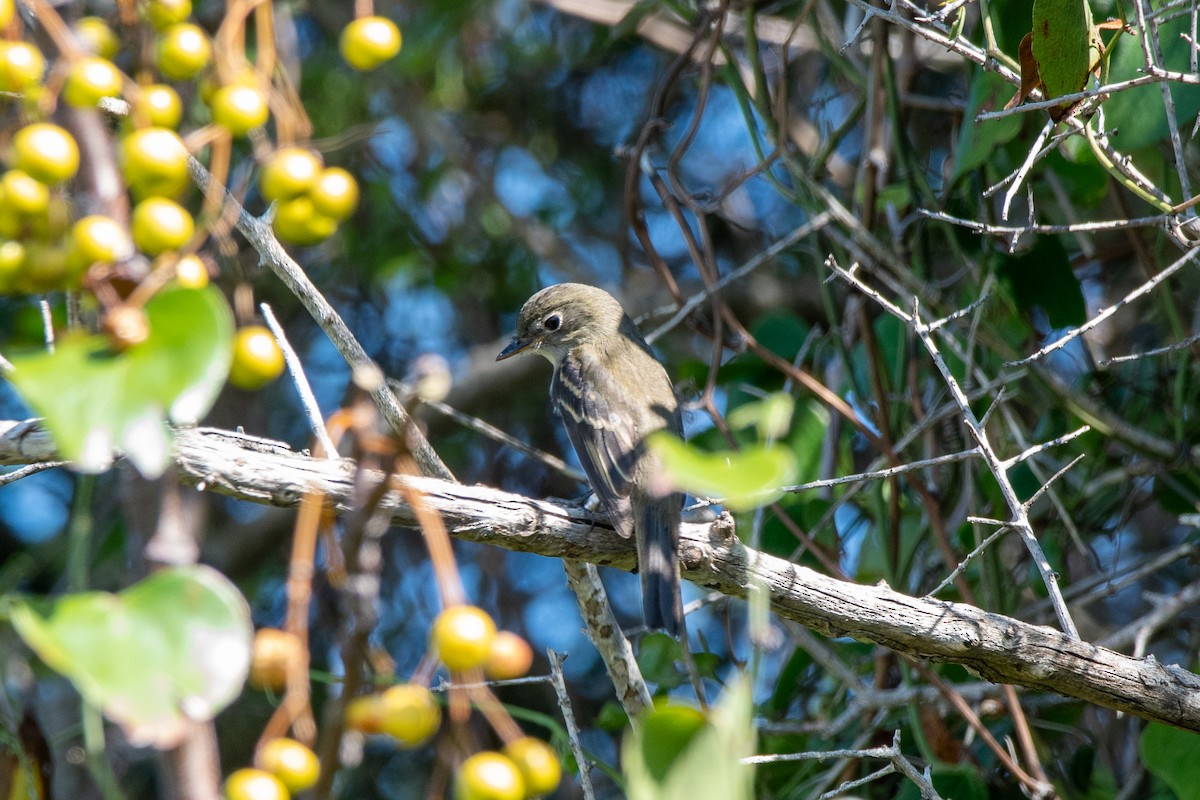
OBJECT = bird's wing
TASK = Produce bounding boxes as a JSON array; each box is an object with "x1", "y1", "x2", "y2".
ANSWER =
[{"x1": 552, "y1": 349, "x2": 640, "y2": 539}]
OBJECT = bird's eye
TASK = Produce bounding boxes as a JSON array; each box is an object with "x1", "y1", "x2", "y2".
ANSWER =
[{"x1": 543, "y1": 313, "x2": 562, "y2": 332}]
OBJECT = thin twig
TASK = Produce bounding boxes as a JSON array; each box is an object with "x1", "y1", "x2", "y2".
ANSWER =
[
  {"x1": 1007, "y1": 246, "x2": 1200, "y2": 367},
  {"x1": 186, "y1": 155, "x2": 453, "y2": 480},
  {"x1": 546, "y1": 650, "x2": 596, "y2": 800},
  {"x1": 260, "y1": 303, "x2": 338, "y2": 458},
  {"x1": 423, "y1": 399, "x2": 584, "y2": 483},
  {"x1": 644, "y1": 211, "x2": 834, "y2": 344},
  {"x1": 828, "y1": 257, "x2": 1080, "y2": 639}
]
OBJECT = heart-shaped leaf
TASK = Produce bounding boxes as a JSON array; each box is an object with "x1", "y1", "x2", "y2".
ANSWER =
[
  {"x1": 4, "y1": 286, "x2": 233, "y2": 477},
  {"x1": 1141, "y1": 722, "x2": 1200, "y2": 800},
  {"x1": 727, "y1": 393, "x2": 794, "y2": 440},
  {"x1": 11, "y1": 565, "x2": 252, "y2": 748},
  {"x1": 650, "y1": 433, "x2": 797, "y2": 511},
  {"x1": 624, "y1": 677, "x2": 755, "y2": 800}
]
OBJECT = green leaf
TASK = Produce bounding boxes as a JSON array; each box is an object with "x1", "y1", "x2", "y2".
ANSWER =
[
  {"x1": 1141, "y1": 723, "x2": 1200, "y2": 800},
  {"x1": 649, "y1": 434, "x2": 798, "y2": 511},
  {"x1": 760, "y1": 496, "x2": 834, "y2": 561},
  {"x1": 787, "y1": 400, "x2": 830, "y2": 487},
  {"x1": 634, "y1": 705, "x2": 707, "y2": 782},
  {"x1": 997, "y1": 237, "x2": 1086, "y2": 328},
  {"x1": 11, "y1": 565, "x2": 252, "y2": 749},
  {"x1": 1048, "y1": 145, "x2": 1109, "y2": 207},
  {"x1": 988, "y1": 0, "x2": 1037, "y2": 52},
  {"x1": 746, "y1": 312, "x2": 811, "y2": 363},
  {"x1": 1031, "y1": 0, "x2": 1093, "y2": 100},
  {"x1": 766, "y1": 647, "x2": 813, "y2": 718},
  {"x1": 5, "y1": 287, "x2": 233, "y2": 477},
  {"x1": 596, "y1": 701, "x2": 631, "y2": 734},
  {"x1": 636, "y1": 633, "x2": 686, "y2": 689},
  {"x1": 896, "y1": 763, "x2": 989, "y2": 800},
  {"x1": 727, "y1": 392, "x2": 794, "y2": 439},
  {"x1": 1102, "y1": 13, "x2": 1200, "y2": 149},
  {"x1": 624, "y1": 676, "x2": 755, "y2": 800}
]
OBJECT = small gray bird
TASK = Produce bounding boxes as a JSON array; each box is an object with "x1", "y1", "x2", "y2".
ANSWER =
[{"x1": 497, "y1": 283, "x2": 684, "y2": 637}]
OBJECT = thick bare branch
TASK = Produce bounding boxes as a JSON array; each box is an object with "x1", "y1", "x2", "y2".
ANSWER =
[{"x1": 3, "y1": 418, "x2": 1200, "y2": 732}]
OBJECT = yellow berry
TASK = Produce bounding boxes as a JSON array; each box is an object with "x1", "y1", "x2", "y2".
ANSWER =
[
  {"x1": 248, "y1": 628, "x2": 302, "y2": 692},
  {"x1": 135, "y1": 84, "x2": 184, "y2": 129},
  {"x1": 340, "y1": 16, "x2": 402, "y2": 71},
  {"x1": 1, "y1": 170, "x2": 48, "y2": 216},
  {"x1": 131, "y1": 197, "x2": 194, "y2": 255},
  {"x1": 172, "y1": 253, "x2": 209, "y2": 288},
  {"x1": 259, "y1": 148, "x2": 322, "y2": 202},
  {"x1": 431, "y1": 605, "x2": 496, "y2": 672},
  {"x1": 73, "y1": 17, "x2": 120, "y2": 60},
  {"x1": 13, "y1": 124, "x2": 80, "y2": 184},
  {"x1": 146, "y1": 0, "x2": 192, "y2": 30},
  {"x1": 455, "y1": 752, "x2": 524, "y2": 800},
  {"x1": 229, "y1": 325, "x2": 285, "y2": 390},
  {"x1": 62, "y1": 56, "x2": 123, "y2": 108},
  {"x1": 121, "y1": 127, "x2": 190, "y2": 198},
  {"x1": 309, "y1": 167, "x2": 359, "y2": 220},
  {"x1": 222, "y1": 768, "x2": 288, "y2": 800},
  {"x1": 484, "y1": 631, "x2": 534, "y2": 680},
  {"x1": 271, "y1": 196, "x2": 337, "y2": 246},
  {"x1": 71, "y1": 215, "x2": 134, "y2": 265},
  {"x1": 157, "y1": 23, "x2": 211, "y2": 81},
  {"x1": 210, "y1": 84, "x2": 269, "y2": 137},
  {"x1": 503, "y1": 738, "x2": 561, "y2": 797},
  {"x1": 0, "y1": 42, "x2": 46, "y2": 94},
  {"x1": 254, "y1": 738, "x2": 319, "y2": 794}
]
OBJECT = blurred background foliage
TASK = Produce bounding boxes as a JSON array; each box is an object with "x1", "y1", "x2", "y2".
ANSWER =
[{"x1": 2, "y1": 0, "x2": 1200, "y2": 797}]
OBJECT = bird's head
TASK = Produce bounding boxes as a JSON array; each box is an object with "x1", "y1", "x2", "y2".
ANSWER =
[{"x1": 496, "y1": 283, "x2": 626, "y2": 365}]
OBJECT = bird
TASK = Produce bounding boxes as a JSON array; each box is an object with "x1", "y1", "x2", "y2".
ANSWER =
[{"x1": 496, "y1": 283, "x2": 684, "y2": 637}]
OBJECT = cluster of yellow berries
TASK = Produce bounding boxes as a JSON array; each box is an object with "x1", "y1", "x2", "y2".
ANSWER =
[
  {"x1": 431, "y1": 607, "x2": 559, "y2": 799},
  {"x1": 261, "y1": 148, "x2": 360, "y2": 246},
  {"x1": 243, "y1": 605, "x2": 559, "y2": 799},
  {"x1": 0, "y1": 0, "x2": 402, "y2": 388},
  {"x1": 223, "y1": 738, "x2": 320, "y2": 800},
  {"x1": 0, "y1": 0, "x2": 204, "y2": 295}
]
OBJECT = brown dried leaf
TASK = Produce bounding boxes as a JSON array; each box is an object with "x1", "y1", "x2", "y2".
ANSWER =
[{"x1": 1005, "y1": 33, "x2": 1044, "y2": 110}]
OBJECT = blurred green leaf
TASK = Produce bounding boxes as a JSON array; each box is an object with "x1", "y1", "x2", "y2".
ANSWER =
[
  {"x1": 1141, "y1": 723, "x2": 1200, "y2": 800},
  {"x1": 855, "y1": 514, "x2": 925, "y2": 583},
  {"x1": 1047, "y1": 148, "x2": 1109, "y2": 207},
  {"x1": 692, "y1": 651, "x2": 721, "y2": 681},
  {"x1": 766, "y1": 647, "x2": 813, "y2": 719},
  {"x1": 631, "y1": 705, "x2": 708, "y2": 783},
  {"x1": 624, "y1": 677, "x2": 754, "y2": 800},
  {"x1": 11, "y1": 565, "x2": 251, "y2": 749},
  {"x1": 596, "y1": 701, "x2": 631, "y2": 733},
  {"x1": 997, "y1": 237, "x2": 1086, "y2": 328},
  {"x1": 4, "y1": 286, "x2": 233, "y2": 477},
  {"x1": 875, "y1": 314, "x2": 907, "y2": 389},
  {"x1": 760, "y1": 496, "x2": 835, "y2": 562},
  {"x1": 650, "y1": 434, "x2": 798, "y2": 511},
  {"x1": 1154, "y1": 470, "x2": 1200, "y2": 515},
  {"x1": 728, "y1": 392, "x2": 794, "y2": 440},
  {"x1": 788, "y1": 400, "x2": 831, "y2": 487},
  {"x1": 952, "y1": 65, "x2": 1026, "y2": 182},
  {"x1": 1103, "y1": 16, "x2": 1200, "y2": 149},
  {"x1": 747, "y1": 312, "x2": 811, "y2": 363},
  {"x1": 896, "y1": 763, "x2": 989, "y2": 800},
  {"x1": 637, "y1": 633, "x2": 686, "y2": 689},
  {"x1": 988, "y1": 0, "x2": 1038, "y2": 51}
]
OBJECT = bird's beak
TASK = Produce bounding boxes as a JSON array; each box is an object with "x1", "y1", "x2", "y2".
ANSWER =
[{"x1": 496, "y1": 336, "x2": 532, "y2": 361}]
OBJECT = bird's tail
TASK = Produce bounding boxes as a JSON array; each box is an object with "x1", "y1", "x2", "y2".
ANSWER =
[{"x1": 636, "y1": 495, "x2": 683, "y2": 638}]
